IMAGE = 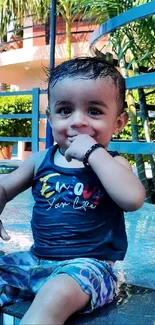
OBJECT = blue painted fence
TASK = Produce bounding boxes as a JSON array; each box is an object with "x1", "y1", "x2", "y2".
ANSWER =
[
  {"x1": 89, "y1": 1, "x2": 155, "y2": 155},
  {"x1": 0, "y1": 88, "x2": 46, "y2": 153},
  {"x1": 0, "y1": 1, "x2": 155, "y2": 156},
  {"x1": 0, "y1": 87, "x2": 154, "y2": 155}
]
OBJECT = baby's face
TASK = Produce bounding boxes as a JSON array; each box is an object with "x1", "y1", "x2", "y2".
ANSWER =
[{"x1": 48, "y1": 77, "x2": 124, "y2": 150}]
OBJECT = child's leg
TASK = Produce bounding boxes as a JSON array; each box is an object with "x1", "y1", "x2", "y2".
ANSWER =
[
  {"x1": 0, "y1": 251, "x2": 36, "y2": 306},
  {"x1": 20, "y1": 274, "x2": 90, "y2": 325}
]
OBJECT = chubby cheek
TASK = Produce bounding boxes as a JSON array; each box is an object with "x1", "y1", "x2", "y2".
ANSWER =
[
  {"x1": 52, "y1": 123, "x2": 68, "y2": 144},
  {"x1": 53, "y1": 122, "x2": 67, "y2": 134},
  {"x1": 95, "y1": 126, "x2": 113, "y2": 145},
  {"x1": 52, "y1": 127, "x2": 63, "y2": 139}
]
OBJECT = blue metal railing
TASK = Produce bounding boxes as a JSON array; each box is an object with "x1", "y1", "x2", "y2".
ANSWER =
[
  {"x1": 0, "y1": 88, "x2": 46, "y2": 153},
  {"x1": 0, "y1": 87, "x2": 155, "y2": 155},
  {"x1": 0, "y1": 87, "x2": 154, "y2": 155},
  {"x1": 89, "y1": 1, "x2": 155, "y2": 156},
  {"x1": 90, "y1": 1, "x2": 155, "y2": 48}
]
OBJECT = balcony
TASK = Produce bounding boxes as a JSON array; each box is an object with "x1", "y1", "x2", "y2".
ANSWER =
[{"x1": 0, "y1": 16, "x2": 98, "y2": 89}]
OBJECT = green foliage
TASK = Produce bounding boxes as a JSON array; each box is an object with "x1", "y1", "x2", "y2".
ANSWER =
[
  {"x1": 0, "y1": 95, "x2": 32, "y2": 148},
  {"x1": 114, "y1": 115, "x2": 155, "y2": 164},
  {"x1": 145, "y1": 88, "x2": 155, "y2": 105},
  {"x1": 114, "y1": 88, "x2": 155, "y2": 166},
  {"x1": 0, "y1": 0, "x2": 50, "y2": 36},
  {"x1": 0, "y1": 0, "x2": 85, "y2": 37},
  {"x1": 80, "y1": 0, "x2": 155, "y2": 69}
]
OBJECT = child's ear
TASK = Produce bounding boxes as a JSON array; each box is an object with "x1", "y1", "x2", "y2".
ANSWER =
[
  {"x1": 46, "y1": 106, "x2": 52, "y2": 125},
  {"x1": 113, "y1": 112, "x2": 128, "y2": 136}
]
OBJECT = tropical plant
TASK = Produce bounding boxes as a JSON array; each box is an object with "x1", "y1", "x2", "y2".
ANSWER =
[
  {"x1": 0, "y1": 0, "x2": 88, "y2": 60},
  {"x1": 56, "y1": 1, "x2": 84, "y2": 59},
  {"x1": 0, "y1": 0, "x2": 49, "y2": 37},
  {"x1": 80, "y1": 0, "x2": 155, "y2": 202}
]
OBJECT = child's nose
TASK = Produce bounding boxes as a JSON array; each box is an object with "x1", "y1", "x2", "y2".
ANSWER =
[{"x1": 71, "y1": 111, "x2": 88, "y2": 127}]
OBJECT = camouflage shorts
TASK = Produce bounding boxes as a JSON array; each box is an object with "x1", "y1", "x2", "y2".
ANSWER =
[{"x1": 0, "y1": 250, "x2": 117, "y2": 313}]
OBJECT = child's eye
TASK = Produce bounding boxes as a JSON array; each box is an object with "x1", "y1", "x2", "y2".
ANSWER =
[
  {"x1": 88, "y1": 108, "x2": 102, "y2": 116},
  {"x1": 58, "y1": 107, "x2": 72, "y2": 116}
]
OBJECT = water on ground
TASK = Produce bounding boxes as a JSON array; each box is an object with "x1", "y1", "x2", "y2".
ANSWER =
[{"x1": 0, "y1": 190, "x2": 154, "y2": 290}]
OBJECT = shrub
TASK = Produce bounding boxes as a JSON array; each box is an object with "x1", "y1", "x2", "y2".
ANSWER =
[
  {"x1": 0, "y1": 95, "x2": 32, "y2": 148},
  {"x1": 114, "y1": 116, "x2": 155, "y2": 165}
]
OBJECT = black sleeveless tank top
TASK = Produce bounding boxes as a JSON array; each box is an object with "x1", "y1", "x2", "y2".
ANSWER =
[{"x1": 30, "y1": 145, "x2": 127, "y2": 261}]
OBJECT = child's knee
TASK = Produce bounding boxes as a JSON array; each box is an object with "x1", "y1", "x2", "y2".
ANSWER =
[
  {"x1": 20, "y1": 275, "x2": 90, "y2": 325},
  {"x1": 37, "y1": 274, "x2": 90, "y2": 315}
]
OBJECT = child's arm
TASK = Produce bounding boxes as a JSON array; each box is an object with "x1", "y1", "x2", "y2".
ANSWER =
[
  {"x1": 88, "y1": 149, "x2": 145, "y2": 211},
  {"x1": 0, "y1": 151, "x2": 39, "y2": 240},
  {"x1": 65, "y1": 134, "x2": 146, "y2": 211}
]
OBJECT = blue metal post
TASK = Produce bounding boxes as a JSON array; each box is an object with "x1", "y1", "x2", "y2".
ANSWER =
[
  {"x1": 46, "y1": 0, "x2": 56, "y2": 148},
  {"x1": 32, "y1": 88, "x2": 40, "y2": 152}
]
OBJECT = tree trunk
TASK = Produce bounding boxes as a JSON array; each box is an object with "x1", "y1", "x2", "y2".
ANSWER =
[
  {"x1": 0, "y1": 145, "x2": 12, "y2": 159},
  {"x1": 0, "y1": 83, "x2": 7, "y2": 91},
  {"x1": 66, "y1": 19, "x2": 72, "y2": 60},
  {"x1": 138, "y1": 87, "x2": 155, "y2": 190},
  {"x1": 119, "y1": 59, "x2": 151, "y2": 202},
  {"x1": 126, "y1": 90, "x2": 151, "y2": 202}
]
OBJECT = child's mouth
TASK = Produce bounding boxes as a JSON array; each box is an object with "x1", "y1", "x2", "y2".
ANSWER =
[
  {"x1": 68, "y1": 136, "x2": 77, "y2": 142},
  {"x1": 68, "y1": 134, "x2": 95, "y2": 142}
]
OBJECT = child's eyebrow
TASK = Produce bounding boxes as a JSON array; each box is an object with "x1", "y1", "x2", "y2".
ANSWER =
[
  {"x1": 54, "y1": 100, "x2": 72, "y2": 107},
  {"x1": 53, "y1": 100, "x2": 108, "y2": 109},
  {"x1": 88, "y1": 100, "x2": 108, "y2": 108}
]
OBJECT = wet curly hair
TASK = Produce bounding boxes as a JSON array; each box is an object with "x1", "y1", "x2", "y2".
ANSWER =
[{"x1": 46, "y1": 56, "x2": 126, "y2": 113}]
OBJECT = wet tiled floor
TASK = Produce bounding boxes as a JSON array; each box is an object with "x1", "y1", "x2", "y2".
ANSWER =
[
  {"x1": 0, "y1": 189, "x2": 154, "y2": 289},
  {"x1": 0, "y1": 190, "x2": 155, "y2": 324}
]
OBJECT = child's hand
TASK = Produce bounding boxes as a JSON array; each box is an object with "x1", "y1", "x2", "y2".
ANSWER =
[
  {"x1": 0, "y1": 220, "x2": 10, "y2": 241},
  {"x1": 65, "y1": 134, "x2": 97, "y2": 162}
]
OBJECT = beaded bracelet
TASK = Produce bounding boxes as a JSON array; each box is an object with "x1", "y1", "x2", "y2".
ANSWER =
[{"x1": 83, "y1": 143, "x2": 104, "y2": 168}]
